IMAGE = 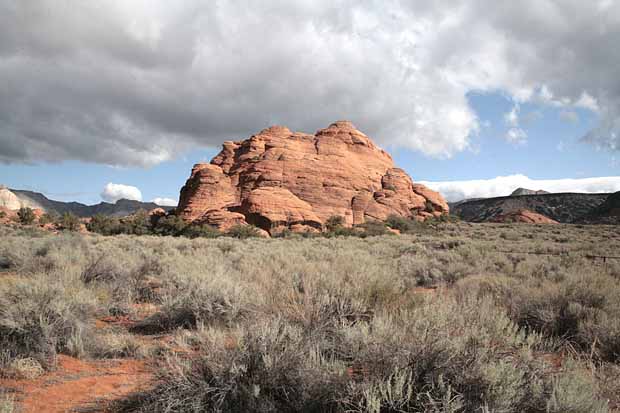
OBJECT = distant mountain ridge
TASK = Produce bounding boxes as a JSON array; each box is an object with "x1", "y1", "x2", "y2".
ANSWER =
[
  {"x1": 0, "y1": 186, "x2": 175, "y2": 217},
  {"x1": 451, "y1": 192, "x2": 612, "y2": 223},
  {"x1": 575, "y1": 191, "x2": 620, "y2": 224}
]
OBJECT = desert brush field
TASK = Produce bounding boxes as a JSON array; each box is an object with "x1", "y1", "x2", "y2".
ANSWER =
[{"x1": 1, "y1": 222, "x2": 619, "y2": 412}]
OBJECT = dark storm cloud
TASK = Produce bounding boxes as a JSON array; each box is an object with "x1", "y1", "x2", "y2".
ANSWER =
[{"x1": 0, "y1": 0, "x2": 619, "y2": 166}]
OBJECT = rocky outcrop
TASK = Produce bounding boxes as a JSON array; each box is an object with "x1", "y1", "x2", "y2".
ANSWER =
[
  {"x1": 177, "y1": 121, "x2": 448, "y2": 233},
  {"x1": 492, "y1": 209, "x2": 558, "y2": 224},
  {"x1": 0, "y1": 206, "x2": 17, "y2": 224},
  {"x1": 0, "y1": 186, "x2": 40, "y2": 210},
  {"x1": 511, "y1": 188, "x2": 550, "y2": 196}
]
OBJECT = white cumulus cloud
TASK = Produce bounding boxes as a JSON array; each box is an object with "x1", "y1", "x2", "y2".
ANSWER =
[
  {"x1": 101, "y1": 183, "x2": 142, "y2": 203},
  {"x1": 151, "y1": 197, "x2": 177, "y2": 207},
  {"x1": 420, "y1": 174, "x2": 620, "y2": 202}
]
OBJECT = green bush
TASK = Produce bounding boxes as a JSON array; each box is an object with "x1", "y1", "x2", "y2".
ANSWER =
[
  {"x1": 17, "y1": 207, "x2": 35, "y2": 225},
  {"x1": 324, "y1": 226, "x2": 357, "y2": 237},
  {"x1": 151, "y1": 215, "x2": 187, "y2": 236},
  {"x1": 59, "y1": 212, "x2": 80, "y2": 231},
  {"x1": 385, "y1": 214, "x2": 414, "y2": 232},
  {"x1": 120, "y1": 210, "x2": 151, "y2": 235},
  {"x1": 226, "y1": 224, "x2": 262, "y2": 239},
  {"x1": 325, "y1": 215, "x2": 345, "y2": 231},
  {"x1": 182, "y1": 224, "x2": 220, "y2": 239},
  {"x1": 87, "y1": 214, "x2": 120, "y2": 235},
  {"x1": 357, "y1": 220, "x2": 390, "y2": 237},
  {"x1": 38, "y1": 212, "x2": 57, "y2": 226}
]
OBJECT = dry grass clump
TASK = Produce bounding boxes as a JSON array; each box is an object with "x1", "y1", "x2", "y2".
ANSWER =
[
  {"x1": 456, "y1": 262, "x2": 620, "y2": 363},
  {"x1": 0, "y1": 391, "x2": 15, "y2": 413},
  {"x1": 130, "y1": 283, "x2": 246, "y2": 335},
  {"x1": 0, "y1": 273, "x2": 99, "y2": 370}
]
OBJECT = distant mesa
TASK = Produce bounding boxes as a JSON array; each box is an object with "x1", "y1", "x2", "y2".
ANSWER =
[
  {"x1": 176, "y1": 121, "x2": 449, "y2": 234},
  {"x1": 510, "y1": 188, "x2": 550, "y2": 196},
  {"x1": 451, "y1": 190, "x2": 616, "y2": 224}
]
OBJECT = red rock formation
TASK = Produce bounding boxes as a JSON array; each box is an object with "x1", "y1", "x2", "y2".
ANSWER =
[
  {"x1": 492, "y1": 209, "x2": 559, "y2": 224},
  {"x1": 0, "y1": 206, "x2": 16, "y2": 224},
  {"x1": 177, "y1": 121, "x2": 448, "y2": 233}
]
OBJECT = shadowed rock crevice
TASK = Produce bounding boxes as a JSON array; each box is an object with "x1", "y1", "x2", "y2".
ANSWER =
[{"x1": 177, "y1": 121, "x2": 449, "y2": 234}]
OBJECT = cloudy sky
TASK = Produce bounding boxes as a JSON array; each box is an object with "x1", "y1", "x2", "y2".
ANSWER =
[{"x1": 1, "y1": 0, "x2": 620, "y2": 204}]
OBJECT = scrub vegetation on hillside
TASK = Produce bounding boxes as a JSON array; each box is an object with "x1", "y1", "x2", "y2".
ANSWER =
[{"x1": 0, "y1": 223, "x2": 619, "y2": 412}]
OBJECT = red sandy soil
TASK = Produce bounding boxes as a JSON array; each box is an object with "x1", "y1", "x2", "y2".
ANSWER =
[
  {"x1": 0, "y1": 355, "x2": 153, "y2": 413},
  {"x1": 0, "y1": 303, "x2": 163, "y2": 413}
]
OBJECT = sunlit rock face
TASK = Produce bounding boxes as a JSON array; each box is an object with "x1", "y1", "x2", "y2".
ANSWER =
[{"x1": 177, "y1": 121, "x2": 448, "y2": 233}]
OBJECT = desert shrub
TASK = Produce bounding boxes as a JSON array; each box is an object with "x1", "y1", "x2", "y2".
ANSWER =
[
  {"x1": 91, "y1": 332, "x2": 145, "y2": 359},
  {"x1": 81, "y1": 254, "x2": 126, "y2": 284},
  {"x1": 38, "y1": 212, "x2": 57, "y2": 226},
  {"x1": 0, "y1": 234, "x2": 60, "y2": 272},
  {"x1": 398, "y1": 252, "x2": 472, "y2": 287},
  {"x1": 386, "y1": 215, "x2": 442, "y2": 235},
  {"x1": 58, "y1": 212, "x2": 80, "y2": 231},
  {"x1": 117, "y1": 319, "x2": 347, "y2": 412},
  {"x1": 0, "y1": 391, "x2": 15, "y2": 413},
  {"x1": 81, "y1": 248, "x2": 166, "y2": 311},
  {"x1": 151, "y1": 215, "x2": 187, "y2": 236},
  {"x1": 182, "y1": 224, "x2": 221, "y2": 239},
  {"x1": 87, "y1": 214, "x2": 122, "y2": 235},
  {"x1": 0, "y1": 275, "x2": 98, "y2": 370},
  {"x1": 119, "y1": 210, "x2": 151, "y2": 235},
  {"x1": 150, "y1": 215, "x2": 220, "y2": 238},
  {"x1": 271, "y1": 227, "x2": 294, "y2": 238},
  {"x1": 0, "y1": 211, "x2": 6, "y2": 219},
  {"x1": 325, "y1": 215, "x2": 345, "y2": 231},
  {"x1": 325, "y1": 226, "x2": 358, "y2": 237},
  {"x1": 17, "y1": 207, "x2": 35, "y2": 225},
  {"x1": 357, "y1": 221, "x2": 390, "y2": 237},
  {"x1": 117, "y1": 298, "x2": 607, "y2": 413},
  {"x1": 500, "y1": 230, "x2": 520, "y2": 241},
  {"x1": 324, "y1": 221, "x2": 391, "y2": 238},
  {"x1": 432, "y1": 213, "x2": 460, "y2": 223},
  {"x1": 226, "y1": 224, "x2": 262, "y2": 239},
  {"x1": 458, "y1": 270, "x2": 620, "y2": 362},
  {"x1": 131, "y1": 291, "x2": 242, "y2": 334},
  {"x1": 385, "y1": 214, "x2": 414, "y2": 232},
  {"x1": 3, "y1": 357, "x2": 45, "y2": 379}
]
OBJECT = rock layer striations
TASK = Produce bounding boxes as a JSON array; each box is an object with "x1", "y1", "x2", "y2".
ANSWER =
[{"x1": 177, "y1": 121, "x2": 448, "y2": 233}]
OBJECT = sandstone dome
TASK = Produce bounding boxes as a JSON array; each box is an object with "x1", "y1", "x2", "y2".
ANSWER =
[{"x1": 176, "y1": 121, "x2": 448, "y2": 234}]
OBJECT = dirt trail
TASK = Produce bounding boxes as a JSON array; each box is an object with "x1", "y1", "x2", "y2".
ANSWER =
[{"x1": 1, "y1": 355, "x2": 153, "y2": 413}]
